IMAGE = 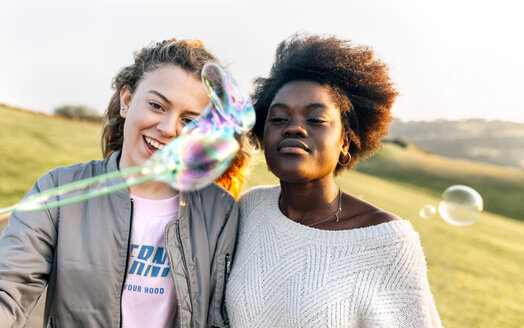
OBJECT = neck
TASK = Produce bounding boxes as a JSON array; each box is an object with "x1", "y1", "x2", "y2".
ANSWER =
[
  {"x1": 129, "y1": 180, "x2": 178, "y2": 200},
  {"x1": 279, "y1": 178, "x2": 340, "y2": 224},
  {"x1": 118, "y1": 152, "x2": 178, "y2": 200}
]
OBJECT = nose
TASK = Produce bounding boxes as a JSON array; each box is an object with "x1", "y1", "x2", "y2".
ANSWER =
[
  {"x1": 282, "y1": 119, "x2": 307, "y2": 137},
  {"x1": 157, "y1": 113, "x2": 179, "y2": 139}
]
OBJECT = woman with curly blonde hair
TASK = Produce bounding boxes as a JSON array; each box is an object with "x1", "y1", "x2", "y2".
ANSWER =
[
  {"x1": 0, "y1": 38, "x2": 250, "y2": 327},
  {"x1": 101, "y1": 39, "x2": 252, "y2": 199},
  {"x1": 226, "y1": 34, "x2": 441, "y2": 327}
]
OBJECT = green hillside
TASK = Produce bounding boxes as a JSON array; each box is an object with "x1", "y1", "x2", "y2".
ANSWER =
[
  {"x1": 246, "y1": 154, "x2": 524, "y2": 327},
  {"x1": 355, "y1": 140, "x2": 524, "y2": 221},
  {"x1": 1, "y1": 104, "x2": 524, "y2": 327},
  {"x1": 0, "y1": 104, "x2": 101, "y2": 209},
  {"x1": 389, "y1": 119, "x2": 524, "y2": 168}
]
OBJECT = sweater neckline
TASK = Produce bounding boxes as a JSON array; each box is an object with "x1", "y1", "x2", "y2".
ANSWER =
[{"x1": 265, "y1": 185, "x2": 415, "y2": 245}]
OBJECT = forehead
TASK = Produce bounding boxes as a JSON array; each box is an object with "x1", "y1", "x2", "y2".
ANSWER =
[
  {"x1": 134, "y1": 64, "x2": 209, "y2": 109},
  {"x1": 137, "y1": 65, "x2": 204, "y2": 95},
  {"x1": 271, "y1": 81, "x2": 335, "y2": 109}
]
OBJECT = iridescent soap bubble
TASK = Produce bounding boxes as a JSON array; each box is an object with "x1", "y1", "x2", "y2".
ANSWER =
[
  {"x1": 438, "y1": 185, "x2": 483, "y2": 226},
  {"x1": 150, "y1": 62, "x2": 255, "y2": 191},
  {"x1": 418, "y1": 204, "x2": 436, "y2": 219},
  {"x1": 0, "y1": 63, "x2": 255, "y2": 215}
]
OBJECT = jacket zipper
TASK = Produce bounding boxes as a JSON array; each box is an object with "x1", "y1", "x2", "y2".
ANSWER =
[
  {"x1": 221, "y1": 253, "x2": 231, "y2": 326},
  {"x1": 176, "y1": 219, "x2": 194, "y2": 328},
  {"x1": 119, "y1": 198, "x2": 134, "y2": 327}
]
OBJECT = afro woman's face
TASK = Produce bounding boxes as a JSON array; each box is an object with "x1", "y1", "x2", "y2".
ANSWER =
[{"x1": 263, "y1": 81, "x2": 349, "y2": 183}]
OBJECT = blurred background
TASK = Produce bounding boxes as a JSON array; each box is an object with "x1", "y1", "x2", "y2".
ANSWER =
[{"x1": 1, "y1": 0, "x2": 523, "y2": 327}]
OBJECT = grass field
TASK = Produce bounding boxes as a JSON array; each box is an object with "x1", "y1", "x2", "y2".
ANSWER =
[
  {"x1": 1, "y1": 104, "x2": 523, "y2": 327},
  {"x1": 0, "y1": 105, "x2": 101, "y2": 213},
  {"x1": 356, "y1": 140, "x2": 524, "y2": 222},
  {"x1": 245, "y1": 152, "x2": 524, "y2": 327}
]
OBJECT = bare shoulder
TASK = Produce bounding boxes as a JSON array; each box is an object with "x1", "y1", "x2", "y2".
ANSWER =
[
  {"x1": 357, "y1": 208, "x2": 401, "y2": 228},
  {"x1": 339, "y1": 194, "x2": 402, "y2": 229},
  {"x1": 346, "y1": 194, "x2": 401, "y2": 223},
  {"x1": 366, "y1": 209, "x2": 401, "y2": 223}
]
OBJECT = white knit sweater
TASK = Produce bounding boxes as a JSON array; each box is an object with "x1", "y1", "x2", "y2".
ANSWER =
[{"x1": 226, "y1": 185, "x2": 442, "y2": 328}]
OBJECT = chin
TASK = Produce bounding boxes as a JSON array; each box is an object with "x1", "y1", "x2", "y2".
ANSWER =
[{"x1": 270, "y1": 168, "x2": 308, "y2": 183}]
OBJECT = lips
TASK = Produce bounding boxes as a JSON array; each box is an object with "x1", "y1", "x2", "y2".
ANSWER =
[
  {"x1": 143, "y1": 136, "x2": 166, "y2": 152},
  {"x1": 277, "y1": 139, "x2": 309, "y2": 153}
]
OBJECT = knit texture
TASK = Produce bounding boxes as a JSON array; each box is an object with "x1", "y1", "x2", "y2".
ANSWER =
[{"x1": 226, "y1": 185, "x2": 442, "y2": 328}]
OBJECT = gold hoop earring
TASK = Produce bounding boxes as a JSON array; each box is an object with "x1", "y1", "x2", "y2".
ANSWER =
[{"x1": 338, "y1": 152, "x2": 351, "y2": 166}]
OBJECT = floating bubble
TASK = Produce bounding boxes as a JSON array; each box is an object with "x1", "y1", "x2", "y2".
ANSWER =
[
  {"x1": 150, "y1": 63, "x2": 255, "y2": 191},
  {"x1": 0, "y1": 63, "x2": 255, "y2": 214},
  {"x1": 418, "y1": 204, "x2": 436, "y2": 219},
  {"x1": 438, "y1": 185, "x2": 483, "y2": 226}
]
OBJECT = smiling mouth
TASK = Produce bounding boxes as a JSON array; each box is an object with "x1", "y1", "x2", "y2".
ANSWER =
[{"x1": 144, "y1": 136, "x2": 165, "y2": 152}]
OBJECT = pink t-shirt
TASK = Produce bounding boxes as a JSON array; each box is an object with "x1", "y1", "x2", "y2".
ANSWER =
[{"x1": 121, "y1": 194, "x2": 179, "y2": 328}]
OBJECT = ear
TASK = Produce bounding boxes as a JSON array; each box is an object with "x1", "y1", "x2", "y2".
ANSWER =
[
  {"x1": 341, "y1": 132, "x2": 350, "y2": 154},
  {"x1": 119, "y1": 85, "x2": 132, "y2": 119}
]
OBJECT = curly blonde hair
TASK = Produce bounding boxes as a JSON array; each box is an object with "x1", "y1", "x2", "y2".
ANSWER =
[{"x1": 101, "y1": 38, "x2": 252, "y2": 198}]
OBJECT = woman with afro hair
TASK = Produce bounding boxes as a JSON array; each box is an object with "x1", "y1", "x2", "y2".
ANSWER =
[{"x1": 225, "y1": 34, "x2": 442, "y2": 327}]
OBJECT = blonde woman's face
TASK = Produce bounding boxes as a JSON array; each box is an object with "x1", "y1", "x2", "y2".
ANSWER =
[{"x1": 118, "y1": 64, "x2": 209, "y2": 170}]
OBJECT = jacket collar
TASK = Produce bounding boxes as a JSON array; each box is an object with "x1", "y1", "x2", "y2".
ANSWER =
[
  {"x1": 106, "y1": 150, "x2": 190, "y2": 206},
  {"x1": 105, "y1": 150, "x2": 131, "y2": 200},
  {"x1": 107, "y1": 150, "x2": 121, "y2": 173}
]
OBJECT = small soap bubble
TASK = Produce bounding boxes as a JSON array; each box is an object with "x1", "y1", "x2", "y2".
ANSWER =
[
  {"x1": 438, "y1": 185, "x2": 483, "y2": 226},
  {"x1": 418, "y1": 204, "x2": 436, "y2": 219}
]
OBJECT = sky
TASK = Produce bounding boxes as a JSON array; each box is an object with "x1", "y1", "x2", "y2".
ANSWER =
[{"x1": 1, "y1": 0, "x2": 523, "y2": 122}]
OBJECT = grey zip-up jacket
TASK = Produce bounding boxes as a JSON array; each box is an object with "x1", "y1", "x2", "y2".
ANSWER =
[{"x1": 0, "y1": 151, "x2": 238, "y2": 328}]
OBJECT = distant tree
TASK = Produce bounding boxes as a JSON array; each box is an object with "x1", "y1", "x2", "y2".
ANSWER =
[
  {"x1": 54, "y1": 105, "x2": 102, "y2": 123},
  {"x1": 383, "y1": 138, "x2": 410, "y2": 148}
]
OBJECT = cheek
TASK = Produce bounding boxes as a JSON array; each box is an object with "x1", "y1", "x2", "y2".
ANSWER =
[
  {"x1": 263, "y1": 139, "x2": 275, "y2": 165},
  {"x1": 121, "y1": 110, "x2": 147, "y2": 143},
  {"x1": 318, "y1": 132, "x2": 344, "y2": 162},
  {"x1": 263, "y1": 137, "x2": 272, "y2": 151},
  {"x1": 121, "y1": 122, "x2": 135, "y2": 149},
  {"x1": 122, "y1": 114, "x2": 136, "y2": 136},
  {"x1": 262, "y1": 126, "x2": 277, "y2": 149}
]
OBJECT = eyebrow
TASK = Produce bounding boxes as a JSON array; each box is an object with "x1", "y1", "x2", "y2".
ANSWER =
[
  {"x1": 305, "y1": 103, "x2": 327, "y2": 109},
  {"x1": 147, "y1": 90, "x2": 202, "y2": 116},
  {"x1": 269, "y1": 102, "x2": 327, "y2": 111},
  {"x1": 268, "y1": 103, "x2": 287, "y2": 111},
  {"x1": 185, "y1": 110, "x2": 203, "y2": 117},
  {"x1": 147, "y1": 90, "x2": 172, "y2": 105}
]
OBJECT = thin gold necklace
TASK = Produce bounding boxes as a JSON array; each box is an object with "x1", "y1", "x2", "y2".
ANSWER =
[{"x1": 281, "y1": 189, "x2": 343, "y2": 227}]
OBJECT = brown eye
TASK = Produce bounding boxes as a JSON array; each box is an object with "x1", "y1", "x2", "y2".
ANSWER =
[
  {"x1": 181, "y1": 117, "x2": 194, "y2": 125},
  {"x1": 268, "y1": 117, "x2": 287, "y2": 124}
]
